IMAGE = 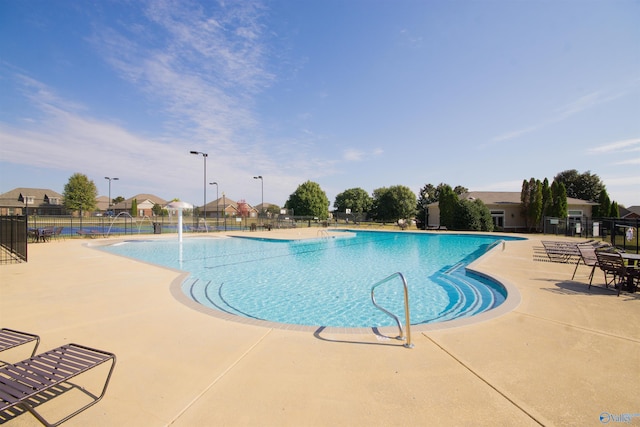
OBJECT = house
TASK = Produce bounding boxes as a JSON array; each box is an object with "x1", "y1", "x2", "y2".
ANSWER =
[
  {"x1": 95, "y1": 196, "x2": 110, "y2": 214},
  {"x1": 620, "y1": 206, "x2": 640, "y2": 220},
  {"x1": 199, "y1": 197, "x2": 247, "y2": 218},
  {"x1": 426, "y1": 191, "x2": 598, "y2": 232},
  {"x1": 0, "y1": 188, "x2": 66, "y2": 216},
  {"x1": 111, "y1": 194, "x2": 167, "y2": 217}
]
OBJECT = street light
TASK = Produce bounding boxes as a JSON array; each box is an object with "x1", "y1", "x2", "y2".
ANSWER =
[
  {"x1": 209, "y1": 182, "x2": 218, "y2": 229},
  {"x1": 104, "y1": 177, "x2": 119, "y2": 215},
  {"x1": 190, "y1": 151, "x2": 208, "y2": 225},
  {"x1": 253, "y1": 175, "x2": 263, "y2": 222}
]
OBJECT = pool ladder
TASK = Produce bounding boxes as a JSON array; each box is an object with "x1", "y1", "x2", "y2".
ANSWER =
[{"x1": 371, "y1": 272, "x2": 413, "y2": 348}]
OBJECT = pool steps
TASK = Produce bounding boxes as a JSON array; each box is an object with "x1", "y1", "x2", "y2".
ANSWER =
[{"x1": 182, "y1": 264, "x2": 501, "y2": 327}]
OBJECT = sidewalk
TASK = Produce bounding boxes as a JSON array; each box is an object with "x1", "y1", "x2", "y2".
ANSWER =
[{"x1": 1, "y1": 231, "x2": 638, "y2": 426}]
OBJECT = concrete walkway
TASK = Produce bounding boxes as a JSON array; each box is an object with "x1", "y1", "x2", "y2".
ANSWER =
[{"x1": 1, "y1": 230, "x2": 638, "y2": 426}]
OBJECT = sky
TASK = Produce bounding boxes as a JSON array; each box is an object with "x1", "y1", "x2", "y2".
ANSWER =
[{"x1": 1, "y1": 0, "x2": 639, "y2": 210}]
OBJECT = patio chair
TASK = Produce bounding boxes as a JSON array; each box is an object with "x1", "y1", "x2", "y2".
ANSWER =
[
  {"x1": 593, "y1": 251, "x2": 627, "y2": 296},
  {"x1": 572, "y1": 244, "x2": 599, "y2": 283},
  {"x1": 0, "y1": 343, "x2": 116, "y2": 427},
  {"x1": 52, "y1": 227, "x2": 64, "y2": 241},
  {"x1": 0, "y1": 329, "x2": 40, "y2": 363}
]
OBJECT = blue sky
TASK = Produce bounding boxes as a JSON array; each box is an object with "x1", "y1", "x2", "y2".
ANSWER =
[{"x1": 1, "y1": 0, "x2": 639, "y2": 209}]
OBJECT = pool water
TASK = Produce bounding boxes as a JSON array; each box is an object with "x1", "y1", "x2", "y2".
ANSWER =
[{"x1": 100, "y1": 231, "x2": 520, "y2": 328}]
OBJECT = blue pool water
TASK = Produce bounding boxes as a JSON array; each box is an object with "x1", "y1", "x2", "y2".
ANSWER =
[{"x1": 100, "y1": 231, "x2": 522, "y2": 328}]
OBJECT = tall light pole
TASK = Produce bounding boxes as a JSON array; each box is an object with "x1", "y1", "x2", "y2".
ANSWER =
[
  {"x1": 253, "y1": 175, "x2": 263, "y2": 222},
  {"x1": 190, "y1": 151, "x2": 208, "y2": 225},
  {"x1": 104, "y1": 177, "x2": 119, "y2": 215},
  {"x1": 209, "y1": 182, "x2": 218, "y2": 229}
]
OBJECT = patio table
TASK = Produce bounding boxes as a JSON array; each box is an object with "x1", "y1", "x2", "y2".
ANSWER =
[{"x1": 620, "y1": 253, "x2": 640, "y2": 292}]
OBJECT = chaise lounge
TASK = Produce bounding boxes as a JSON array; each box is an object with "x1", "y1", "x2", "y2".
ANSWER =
[
  {"x1": 0, "y1": 340, "x2": 116, "y2": 426},
  {"x1": 0, "y1": 329, "x2": 40, "y2": 363}
]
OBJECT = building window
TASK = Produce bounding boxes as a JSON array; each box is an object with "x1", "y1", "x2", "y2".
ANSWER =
[
  {"x1": 48, "y1": 197, "x2": 60, "y2": 205},
  {"x1": 568, "y1": 210, "x2": 583, "y2": 218},
  {"x1": 491, "y1": 210, "x2": 505, "y2": 228},
  {"x1": 25, "y1": 196, "x2": 35, "y2": 205}
]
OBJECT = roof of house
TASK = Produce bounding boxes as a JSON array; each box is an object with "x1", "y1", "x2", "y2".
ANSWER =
[
  {"x1": 621, "y1": 205, "x2": 640, "y2": 219},
  {"x1": 112, "y1": 194, "x2": 167, "y2": 209},
  {"x1": 459, "y1": 191, "x2": 598, "y2": 206},
  {"x1": 0, "y1": 187, "x2": 65, "y2": 208}
]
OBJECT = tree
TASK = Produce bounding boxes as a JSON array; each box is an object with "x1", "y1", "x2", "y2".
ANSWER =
[
  {"x1": 609, "y1": 201, "x2": 619, "y2": 218},
  {"x1": 152, "y1": 203, "x2": 166, "y2": 217},
  {"x1": 553, "y1": 169, "x2": 605, "y2": 202},
  {"x1": 130, "y1": 198, "x2": 138, "y2": 217},
  {"x1": 438, "y1": 185, "x2": 458, "y2": 229},
  {"x1": 265, "y1": 204, "x2": 281, "y2": 216},
  {"x1": 63, "y1": 173, "x2": 97, "y2": 215},
  {"x1": 370, "y1": 185, "x2": 416, "y2": 223},
  {"x1": 416, "y1": 184, "x2": 437, "y2": 229},
  {"x1": 453, "y1": 199, "x2": 494, "y2": 231},
  {"x1": 541, "y1": 178, "x2": 552, "y2": 217},
  {"x1": 521, "y1": 178, "x2": 543, "y2": 232},
  {"x1": 284, "y1": 181, "x2": 330, "y2": 219},
  {"x1": 549, "y1": 181, "x2": 568, "y2": 218},
  {"x1": 113, "y1": 196, "x2": 125, "y2": 205},
  {"x1": 333, "y1": 188, "x2": 373, "y2": 214},
  {"x1": 593, "y1": 190, "x2": 611, "y2": 218}
]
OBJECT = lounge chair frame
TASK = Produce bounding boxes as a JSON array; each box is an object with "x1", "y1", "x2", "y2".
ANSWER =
[
  {"x1": 0, "y1": 343, "x2": 116, "y2": 427},
  {"x1": 541, "y1": 241, "x2": 581, "y2": 264},
  {"x1": 571, "y1": 244, "x2": 601, "y2": 283},
  {"x1": 0, "y1": 329, "x2": 40, "y2": 361}
]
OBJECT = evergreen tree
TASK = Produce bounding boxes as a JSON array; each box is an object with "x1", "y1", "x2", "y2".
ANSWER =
[
  {"x1": 609, "y1": 201, "x2": 619, "y2": 218},
  {"x1": 541, "y1": 178, "x2": 552, "y2": 217},
  {"x1": 594, "y1": 190, "x2": 611, "y2": 217},
  {"x1": 438, "y1": 185, "x2": 457, "y2": 229},
  {"x1": 131, "y1": 198, "x2": 138, "y2": 217}
]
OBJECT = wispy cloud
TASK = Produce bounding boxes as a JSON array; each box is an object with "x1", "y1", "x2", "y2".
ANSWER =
[
  {"x1": 343, "y1": 149, "x2": 364, "y2": 161},
  {"x1": 587, "y1": 137, "x2": 640, "y2": 154},
  {"x1": 587, "y1": 137, "x2": 640, "y2": 166},
  {"x1": 90, "y1": 0, "x2": 272, "y2": 146},
  {"x1": 492, "y1": 90, "x2": 628, "y2": 143},
  {"x1": 342, "y1": 147, "x2": 384, "y2": 162}
]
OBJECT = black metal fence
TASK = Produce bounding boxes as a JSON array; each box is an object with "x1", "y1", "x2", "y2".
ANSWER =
[
  {"x1": 543, "y1": 216, "x2": 639, "y2": 253},
  {"x1": 0, "y1": 215, "x2": 27, "y2": 264}
]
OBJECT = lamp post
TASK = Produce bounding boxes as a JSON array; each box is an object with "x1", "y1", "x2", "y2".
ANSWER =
[
  {"x1": 209, "y1": 182, "x2": 218, "y2": 230},
  {"x1": 253, "y1": 175, "x2": 263, "y2": 223},
  {"x1": 421, "y1": 191, "x2": 429, "y2": 230},
  {"x1": 104, "y1": 177, "x2": 119, "y2": 215},
  {"x1": 190, "y1": 151, "x2": 208, "y2": 226},
  {"x1": 222, "y1": 192, "x2": 227, "y2": 231}
]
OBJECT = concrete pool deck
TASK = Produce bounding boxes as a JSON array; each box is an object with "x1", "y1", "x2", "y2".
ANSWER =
[{"x1": 1, "y1": 229, "x2": 638, "y2": 426}]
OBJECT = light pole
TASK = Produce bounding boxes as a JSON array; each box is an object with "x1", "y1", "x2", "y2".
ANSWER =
[
  {"x1": 190, "y1": 151, "x2": 208, "y2": 226},
  {"x1": 104, "y1": 177, "x2": 119, "y2": 215},
  {"x1": 222, "y1": 192, "x2": 227, "y2": 231},
  {"x1": 421, "y1": 191, "x2": 429, "y2": 230},
  {"x1": 209, "y1": 182, "x2": 218, "y2": 229},
  {"x1": 253, "y1": 175, "x2": 263, "y2": 223}
]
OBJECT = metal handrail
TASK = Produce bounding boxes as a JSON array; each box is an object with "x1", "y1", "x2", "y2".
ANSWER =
[{"x1": 371, "y1": 272, "x2": 413, "y2": 348}]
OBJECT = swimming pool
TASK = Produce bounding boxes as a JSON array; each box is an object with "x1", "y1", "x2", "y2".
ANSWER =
[{"x1": 100, "y1": 230, "x2": 522, "y2": 328}]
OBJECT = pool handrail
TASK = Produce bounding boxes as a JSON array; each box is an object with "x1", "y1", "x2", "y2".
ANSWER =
[{"x1": 370, "y1": 272, "x2": 413, "y2": 349}]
